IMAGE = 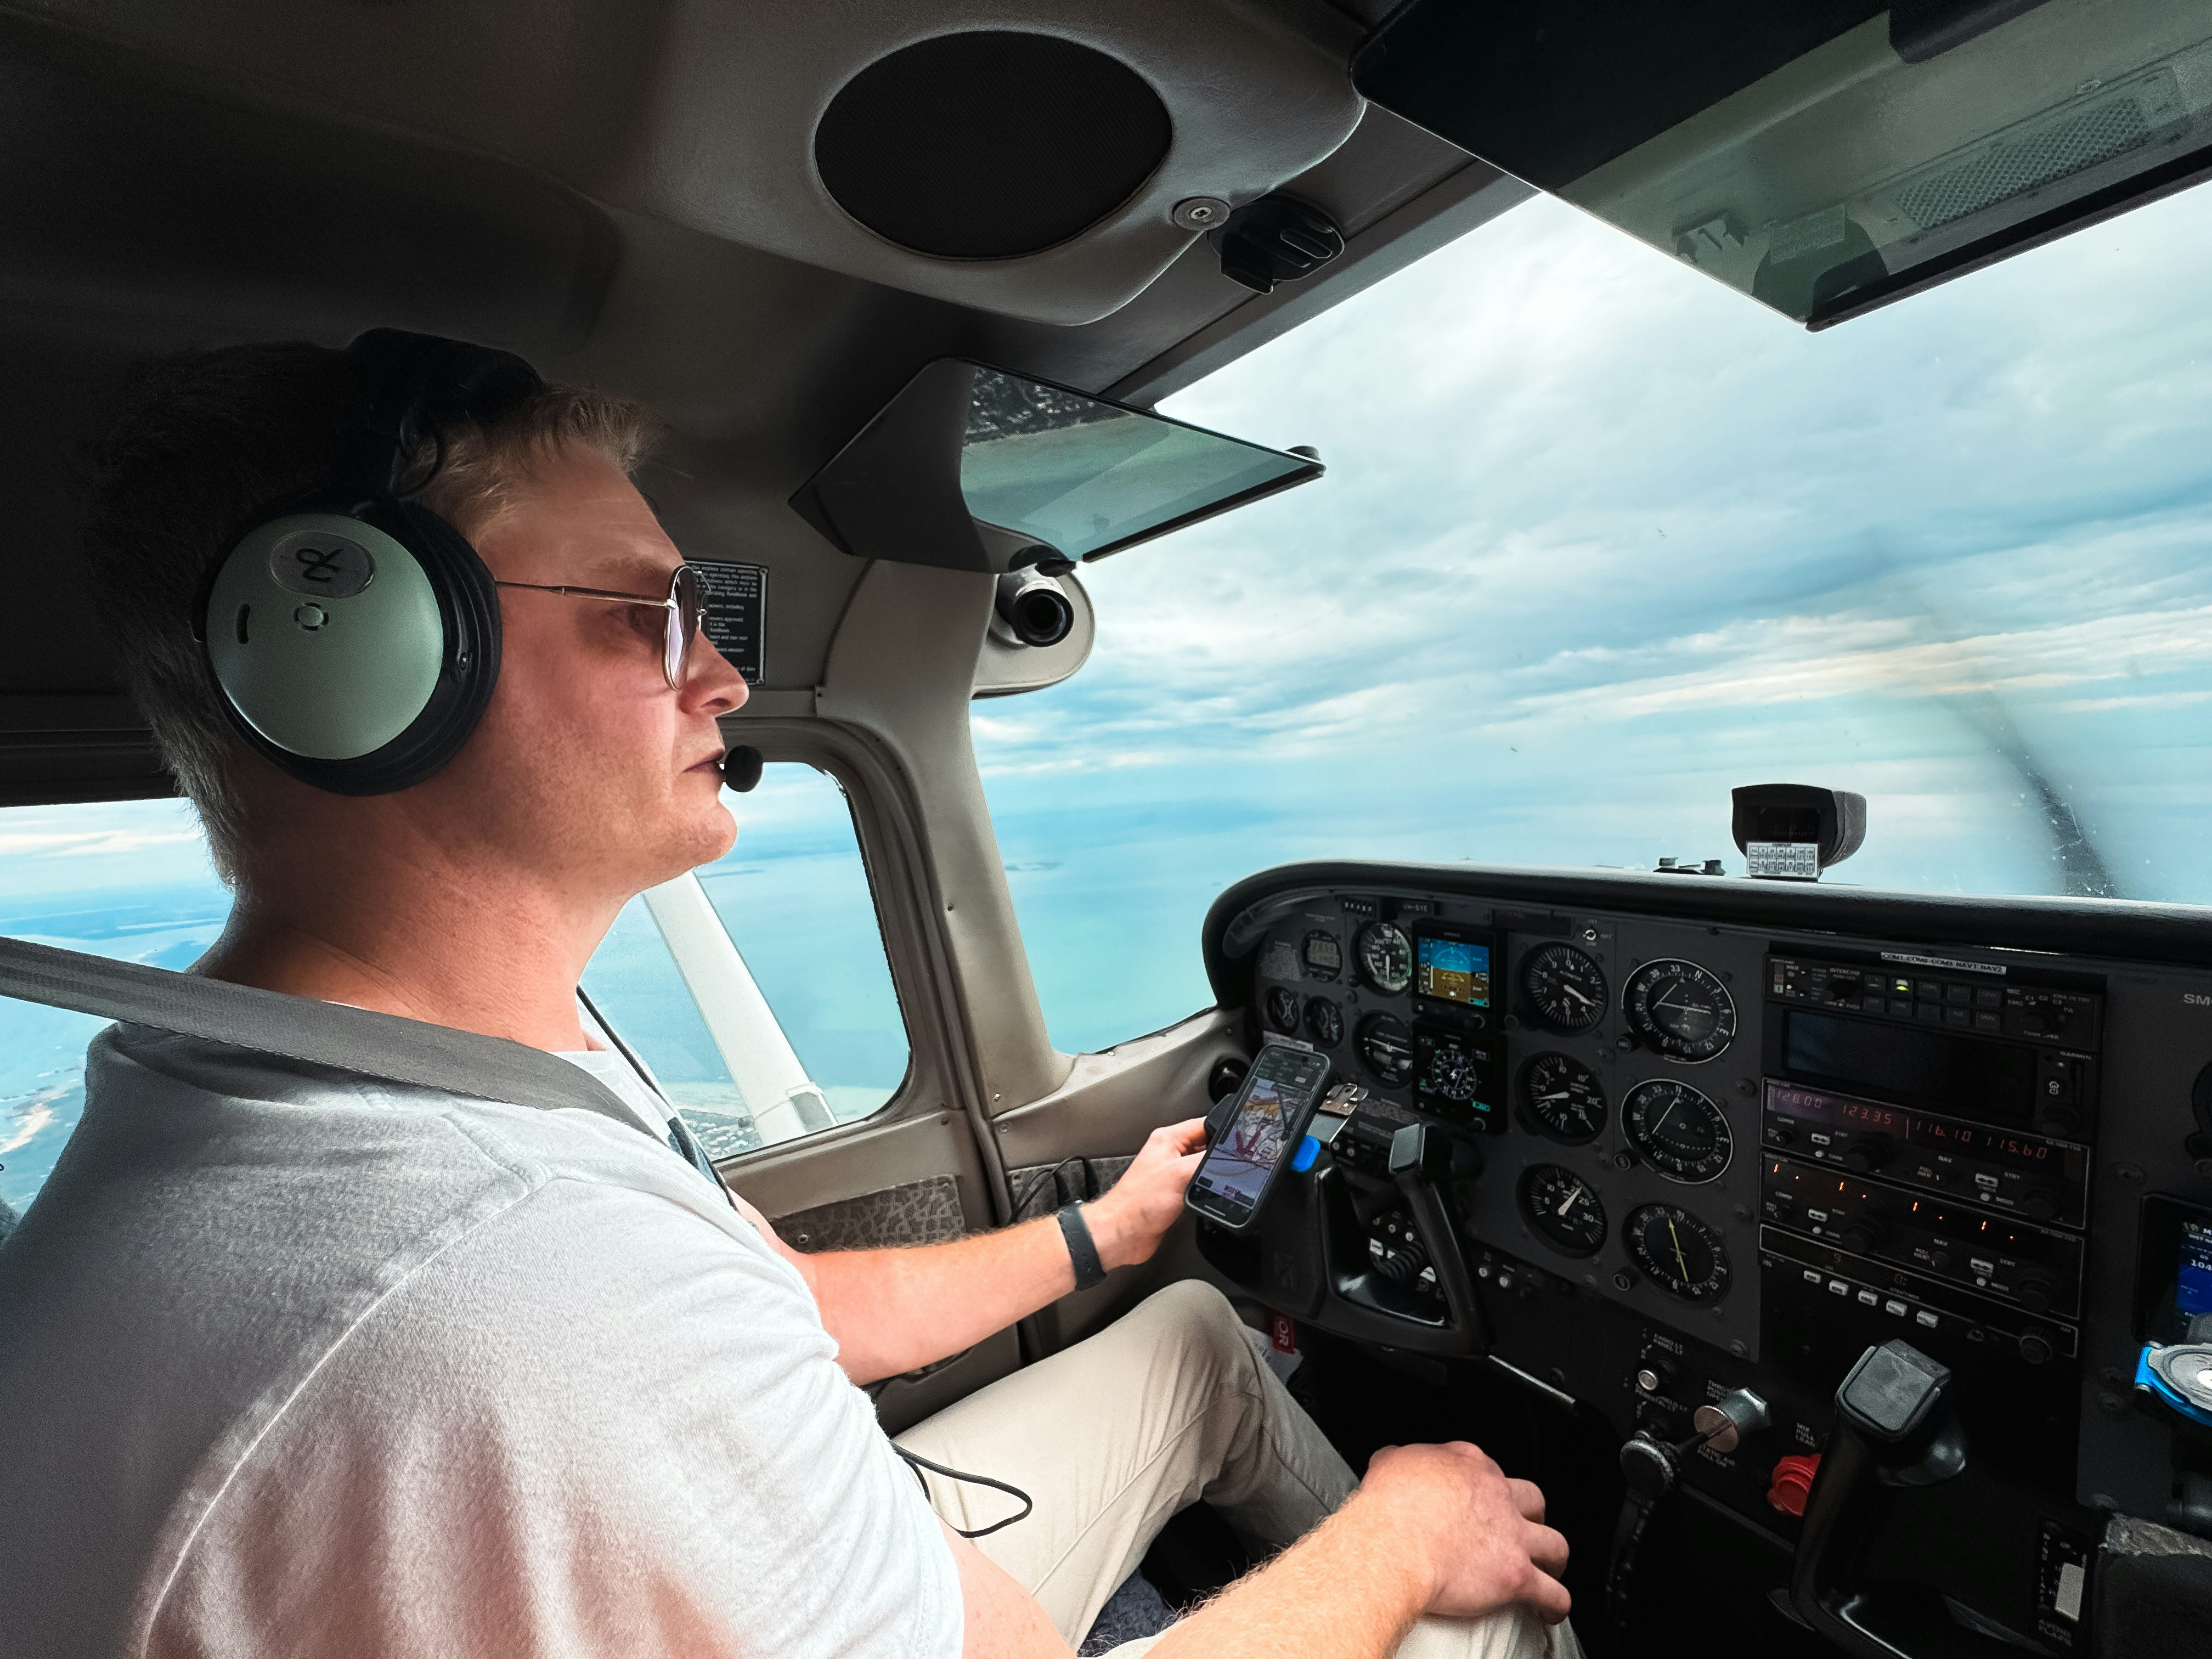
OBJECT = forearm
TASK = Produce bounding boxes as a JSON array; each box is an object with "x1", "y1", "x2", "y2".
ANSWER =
[
  {"x1": 811, "y1": 1203, "x2": 1144, "y2": 1384},
  {"x1": 1148, "y1": 1498, "x2": 1429, "y2": 1659}
]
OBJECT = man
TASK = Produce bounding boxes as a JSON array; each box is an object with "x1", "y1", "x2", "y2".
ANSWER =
[{"x1": 0, "y1": 338, "x2": 1576, "y2": 1658}]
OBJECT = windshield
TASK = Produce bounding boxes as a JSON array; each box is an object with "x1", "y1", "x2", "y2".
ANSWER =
[{"x1": 978, "y1": 183, "x2": 2212, "y2": 1054}]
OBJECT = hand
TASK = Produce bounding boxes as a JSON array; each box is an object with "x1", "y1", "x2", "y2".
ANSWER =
[
  {"x1": 1083, "y1": 1118, "x2": 1206, "y2": 1271},
  {"x1": 1355, "y1": 1443, "x2": 1571, "y2": 1625}
]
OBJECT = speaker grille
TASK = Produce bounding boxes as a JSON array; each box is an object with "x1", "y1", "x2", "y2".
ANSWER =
[{"x1": 815, "y1": 32, "x2": 1171, "y2": 261}]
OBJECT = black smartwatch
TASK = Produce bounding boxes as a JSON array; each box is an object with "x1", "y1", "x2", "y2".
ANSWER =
[{"x1": 1057, "y1": 1201, "x2": 1108, "y2": 1291}]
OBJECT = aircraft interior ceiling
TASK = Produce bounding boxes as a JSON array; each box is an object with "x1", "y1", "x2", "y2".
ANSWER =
[
  {"x1": 0, "y1": 0, "x2": 1516, "y2": 805},
  {"x1": 5, "y1": 3, "x2": 2212, "y2": 1655}
]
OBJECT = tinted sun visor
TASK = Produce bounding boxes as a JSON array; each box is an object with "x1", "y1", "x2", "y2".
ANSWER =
[
  {"x1": 789, "y1": 360, "x2": 1321, "y2": 574},
  {"x1": 1355, "y1": 0, "x2": 2212, "y2": 327}
]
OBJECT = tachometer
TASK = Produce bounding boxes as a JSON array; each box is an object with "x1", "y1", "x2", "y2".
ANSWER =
[
  {"x1": 1357, "y1": 1012, "x2": 1415, "y2": 1088},
  {"x1": 1520, "y1": 1164, "x2": 1607, "y2": 1257},
  {"x1": 1624, "y1": 1204, "x2": 1731, "y2": 1301},
  {"x1": 1357, "y1": 922, "x2": 1414, "y2": 995},
  {"x1": 1519, "y1": 1052, "x2": 1606, "y2": 1143},
  {"x1": 1264, "y1": 986, "x2": 1301, "y2": 1035},
  {"x1": 1305, "y1": 998, "x2": 1343, "y2": 1048},
  {"x1": 1521, "y1": 943, "x2": 1607, "y2": 1032},
  {"x1": 1622, "y1": 1078, "x2": 1733, "y2": 1182},
  {"x1": 1622, "y1": 958, "x2": 1737, "y2": 1061}
]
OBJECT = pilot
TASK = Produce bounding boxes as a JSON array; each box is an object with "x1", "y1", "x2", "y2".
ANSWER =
[{"x1": 0, "y1": 338, "x2": 1576, "y2": 1659}]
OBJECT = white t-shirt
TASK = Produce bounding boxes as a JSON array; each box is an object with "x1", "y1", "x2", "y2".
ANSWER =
[{"x1": 0, "y1": 1023, "x2": 962, "y2": 1659}]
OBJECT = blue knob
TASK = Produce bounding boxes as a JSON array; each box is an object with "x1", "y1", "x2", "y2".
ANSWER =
[{"x1": 1290, "y1": 1135, "x2": 1322, "y2": 1174}]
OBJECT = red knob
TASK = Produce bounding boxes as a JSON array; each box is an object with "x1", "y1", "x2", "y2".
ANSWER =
[{"x1": 1768, "y1": 1453, "x2": 1820, "y2": 1516}]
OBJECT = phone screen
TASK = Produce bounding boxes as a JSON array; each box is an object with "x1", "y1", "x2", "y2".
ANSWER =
[
  {"x1": 2180, "y1": 1218, "x2": 2212, "y2": 1319},
  {"x1": 1188, "y1": 1044, "x2": 1330, "y2": 1228}
]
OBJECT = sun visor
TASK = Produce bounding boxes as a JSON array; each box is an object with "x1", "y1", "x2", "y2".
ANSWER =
[
  {"x1": 789, "y1": 359, "x2": 1322, "y2": 575},
  {"x1": 1355, "y1": 0, "x2": 2212, "y2": 328}
]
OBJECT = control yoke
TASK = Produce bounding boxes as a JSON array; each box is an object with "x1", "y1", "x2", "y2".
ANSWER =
[
  {"x1": 1387, "y1": 1123, "x2": 1485, "y2": 1353},
  {"x1": 1791, "y1": 1340, "x2": 2010, "y2": 1659}
]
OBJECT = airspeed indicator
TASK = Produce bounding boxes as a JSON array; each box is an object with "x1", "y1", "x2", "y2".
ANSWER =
[{"x1": 1358, "y1": 922, "x2": 1415, "y2": 995}]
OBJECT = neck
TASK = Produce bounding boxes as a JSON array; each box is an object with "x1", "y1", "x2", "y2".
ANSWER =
[{"x1": 196, "y1": 822, "x2": 625, "y2": 1053}]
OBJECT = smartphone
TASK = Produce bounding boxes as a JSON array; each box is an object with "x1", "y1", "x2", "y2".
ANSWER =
[{"x1": 1186, "y1": 1042, "x2": 1333, "y2": 1231}]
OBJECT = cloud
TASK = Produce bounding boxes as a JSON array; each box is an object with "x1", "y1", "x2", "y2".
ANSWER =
[{"x1": 975, "y1": 178, "x2": 2212, "y2": 972}]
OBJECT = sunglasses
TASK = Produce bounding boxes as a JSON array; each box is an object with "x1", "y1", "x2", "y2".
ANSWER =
[{"x1": 494, "y1": 564, "x2": 706, "y2": 689}]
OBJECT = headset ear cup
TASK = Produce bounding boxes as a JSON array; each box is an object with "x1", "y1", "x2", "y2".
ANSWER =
[{"x1": 201, "y1": 496, "x2": 500, "y2": 795}]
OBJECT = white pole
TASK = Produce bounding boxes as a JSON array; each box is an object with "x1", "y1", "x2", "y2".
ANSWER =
[{"x1": 641, "y1": 873, "x2": 834, "y2": 1144}]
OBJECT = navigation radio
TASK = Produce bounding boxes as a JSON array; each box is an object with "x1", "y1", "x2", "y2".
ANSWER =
[{"x1": 1758, "y1": 949, "x2": 2102, "y2": 1372}]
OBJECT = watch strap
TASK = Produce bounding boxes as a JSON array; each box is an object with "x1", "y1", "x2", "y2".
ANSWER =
[{"x1": 1057, "y1": 1201, "x2": 1108, "y2": 1291}]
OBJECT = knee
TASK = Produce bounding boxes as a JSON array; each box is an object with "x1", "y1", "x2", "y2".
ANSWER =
[{"x1": 1132, "y1": 1279, "x2": 1257, "y2": 1376}]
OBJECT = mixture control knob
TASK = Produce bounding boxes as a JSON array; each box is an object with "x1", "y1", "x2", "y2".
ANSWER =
[
  {"x1": 1839, "y1": 1134, "x2": 1895, "y2": 1175},
  {"x1": 1767, "y1": 1453, "x2": 1821, "y2": 1516}
]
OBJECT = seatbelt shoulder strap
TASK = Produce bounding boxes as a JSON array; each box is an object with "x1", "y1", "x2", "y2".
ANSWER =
[{"x1": 0, "y1": 933, "x2": 654, "y2": 1141}]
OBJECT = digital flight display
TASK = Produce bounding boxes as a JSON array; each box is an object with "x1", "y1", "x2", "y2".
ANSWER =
[{"x1": 1417, "y1": 936, "x2": 1491, "y2": 1006}]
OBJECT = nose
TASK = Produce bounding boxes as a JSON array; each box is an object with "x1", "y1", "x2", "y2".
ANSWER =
[{"x1": 681, "y1": 620, "x2": 749, "y2": 716}]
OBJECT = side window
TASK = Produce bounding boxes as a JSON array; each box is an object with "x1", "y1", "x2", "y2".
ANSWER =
[
  {"x1": 582, "y1": 761, "x2": 910, "y2": 1156},
  {"x1": 0, "y1": 800, "x2": 229, "y2": 1226}
]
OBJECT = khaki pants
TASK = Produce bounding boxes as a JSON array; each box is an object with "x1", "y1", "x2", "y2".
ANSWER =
[{"x1": 896, "y1": 1280, "x2": 1581, "y2": 1659}]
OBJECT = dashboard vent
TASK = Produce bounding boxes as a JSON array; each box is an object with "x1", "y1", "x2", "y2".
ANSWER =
[{"x1": 813, "y1": 31, "x2": 1171, "y2": 261}]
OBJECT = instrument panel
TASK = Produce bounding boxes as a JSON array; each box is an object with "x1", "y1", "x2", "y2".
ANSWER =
[{"x1": 1199, "y1": 862, "x2": 2212, "y2": 1652}]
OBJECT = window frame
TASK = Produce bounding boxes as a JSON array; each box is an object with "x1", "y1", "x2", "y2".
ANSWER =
[{"x1": 669, "y1": 716, "x2": 991, "y2": 1178}]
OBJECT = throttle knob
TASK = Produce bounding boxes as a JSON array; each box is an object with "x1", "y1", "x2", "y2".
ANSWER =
[{"x1": 1768, "y1": 1453, "x2": 1821, "y2": 1516}]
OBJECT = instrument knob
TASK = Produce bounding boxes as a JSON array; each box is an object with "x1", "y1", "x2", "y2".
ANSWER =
[
  {"x1": 2015, "y1": 1277, "x2": 2057, "y2": 1314},
  {"x1": 2017, "y1": 1187, "x2": 2061, "y2": 1222},
  {"x1": 1840, "y1": 1219, "x2": 1886, "y2": 1256},
  {"x1": 1840, "y1": 1133, "x2": 1895, "y2": 1174}
]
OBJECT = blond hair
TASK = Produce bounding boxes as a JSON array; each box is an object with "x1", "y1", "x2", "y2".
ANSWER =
[{"x1": 80, "y1": 342, "x2": 659, "y2": 884}]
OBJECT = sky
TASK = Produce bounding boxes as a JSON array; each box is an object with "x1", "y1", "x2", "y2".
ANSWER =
[
  {"x1": 975, "y1": 183, "x2": 2212, "y2": 1052},
  {"x1": 4, "y1": 177, "x2": 2210, "y2": 1197}
]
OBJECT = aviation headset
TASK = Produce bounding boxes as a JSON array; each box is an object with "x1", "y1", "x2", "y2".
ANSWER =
[{"x1": 193, "y1": 329, "x2": 544, "y2": 797}]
